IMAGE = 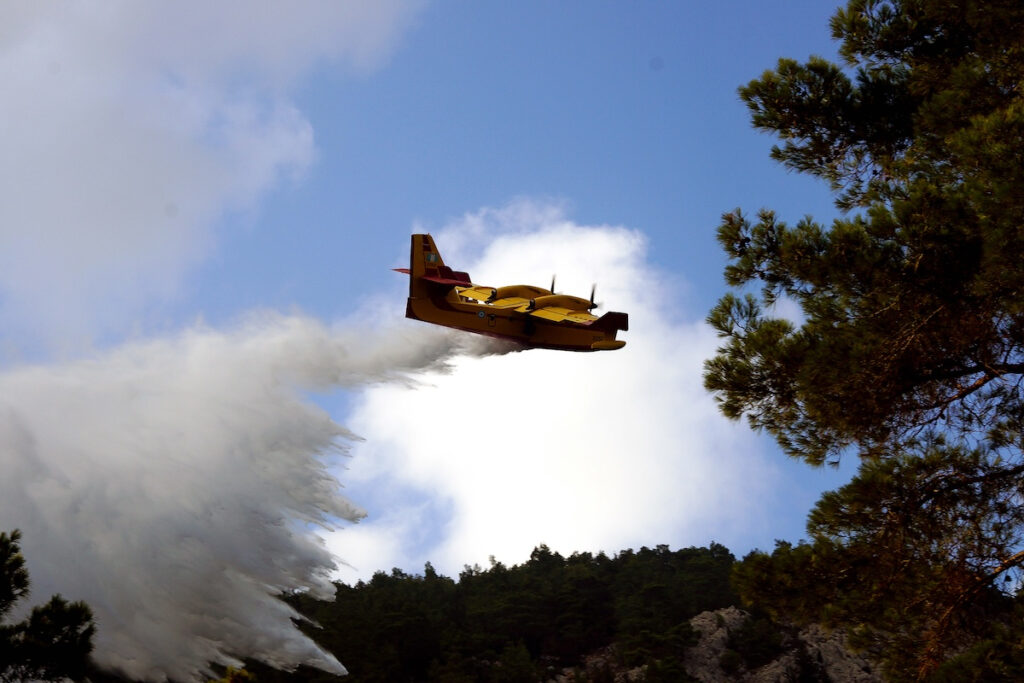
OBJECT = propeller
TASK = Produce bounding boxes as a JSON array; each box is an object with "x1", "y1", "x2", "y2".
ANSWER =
[
  {"x1": 589, "y1": 284, "x2": 602, "y2": 310},
  {"x1": 550, "y1": 275, "x2": 557, "y2": 294}
]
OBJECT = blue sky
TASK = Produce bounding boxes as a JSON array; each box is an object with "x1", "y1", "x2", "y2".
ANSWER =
[
  {"x1": 185, "y1": 0, "x2": 843, "y2": 324},
  {"x1": 0, "y1": 1, "x2": 860, "y2": 677}
]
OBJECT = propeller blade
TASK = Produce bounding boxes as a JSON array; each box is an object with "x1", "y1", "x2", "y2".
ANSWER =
[
  {"x1": 589, "y1": 284, "x2": 598, "y2": 310},
  {"x1": 550, "y1": 275, "x2": 556, "y2": 294}
]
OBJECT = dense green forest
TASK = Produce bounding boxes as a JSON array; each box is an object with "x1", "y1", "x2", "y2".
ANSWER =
[
  {"x1": 247, "y1": 543, "x2": 740, "y2": 683},
  {"x1": 6, "y1": 538, "x2": 819, "y2": 683}
]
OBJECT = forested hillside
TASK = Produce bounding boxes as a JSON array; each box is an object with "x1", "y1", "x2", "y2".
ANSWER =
[{"x1": 247, "y1": 543, "x2": 738, "y2": 682}]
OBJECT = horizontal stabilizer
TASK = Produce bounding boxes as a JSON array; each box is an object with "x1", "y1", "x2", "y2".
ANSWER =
[
  {"x1": 393, "y1": 266, "x2": 471, "y2": 286},
  {"x1": 429, "y1": 265, "x2": 472, "y2": 285},
  {"x1": 421, "y1": 273, "x2": 472, "y2": 286}
]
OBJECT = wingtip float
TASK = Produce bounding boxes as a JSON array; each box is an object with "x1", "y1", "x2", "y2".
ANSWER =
[{"x1": 394, "y1": 234, "x2": 628, "y2": 351}]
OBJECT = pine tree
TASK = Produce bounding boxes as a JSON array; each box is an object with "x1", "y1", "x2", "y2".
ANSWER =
[
  {"x1": 0, "y1": 530, "x2": 96, "y2": 682},
  {"x1": 705, "y1": 0, "x2": 1024, "y2": 677}
]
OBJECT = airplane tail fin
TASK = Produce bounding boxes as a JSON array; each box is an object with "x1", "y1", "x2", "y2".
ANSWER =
[
  {"x1": 394, "y1": 234, "x2": 471, "y2": 298},
  {"x1": 410, "y1": 234, "x2": 445, "y2": 279}
]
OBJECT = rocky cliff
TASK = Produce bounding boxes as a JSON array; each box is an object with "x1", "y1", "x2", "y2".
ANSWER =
[
  {"x1": 552, "y1": 607, "x2": 881, "y2": 682},
  {"x1": 683, "y1": 607, "x2": 880, "y2": 682}
]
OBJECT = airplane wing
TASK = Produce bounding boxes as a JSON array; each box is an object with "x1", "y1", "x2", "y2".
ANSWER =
[
  {"x1": 457, "y1": 286, "x2": 495, "y2": 302},
  {"x1": 490, "y1": 297, "x2": 532, "y2": 309},
  {"x1": 515, "y1": 304, "x2": 598, "y2": 324},
  {"x1": 456, "y1": 287, "x2": 592, "y2": 318},
  {"x1": 455, "y1": 288, "x2": 533, "y2": 309}
]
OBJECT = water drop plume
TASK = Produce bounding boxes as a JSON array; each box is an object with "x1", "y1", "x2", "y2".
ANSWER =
[{"x1": 0, "y1": 312, "x2": 507, "y2": 681}]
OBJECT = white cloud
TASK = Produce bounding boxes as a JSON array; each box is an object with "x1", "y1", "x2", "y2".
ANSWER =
[
  {"x1": 330, "y1": 202, "x2": 782, "y2": 581},
  {"x1": 0, "y1": 1, "x2": 423, "y2": 351}
]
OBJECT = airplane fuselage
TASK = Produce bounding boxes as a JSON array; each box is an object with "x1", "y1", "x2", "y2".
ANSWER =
[
  {"x1": 406, "y1": 289, "x2": 626, "y2": 351},
  {"x1": 396, "y1": 234, "x2": 628, "y2": 351}
]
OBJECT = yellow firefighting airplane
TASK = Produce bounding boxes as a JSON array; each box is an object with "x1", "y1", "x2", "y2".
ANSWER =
[{"x1": 394, "y1": 234, "x2": 627, "y2": 351}]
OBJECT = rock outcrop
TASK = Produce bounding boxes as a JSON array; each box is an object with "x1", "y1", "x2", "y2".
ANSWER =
[
  {"x1": 548, "y1": 607, "x2": 881, "y2": 682},
  {"x1": 683, "y1": 607, "x2": 881, "y2": 682}
]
